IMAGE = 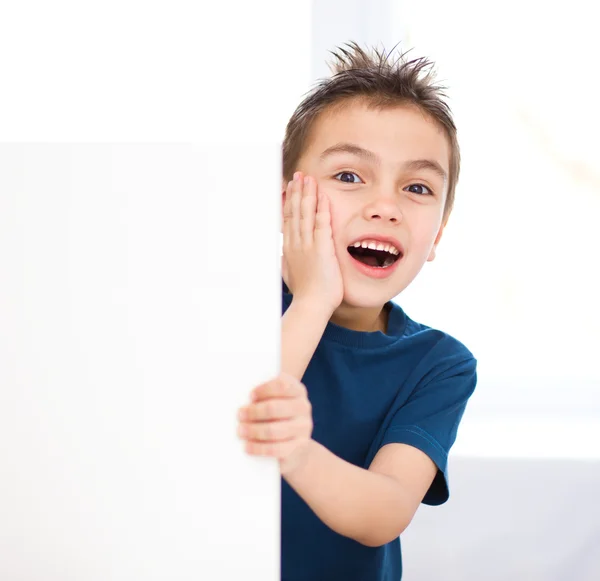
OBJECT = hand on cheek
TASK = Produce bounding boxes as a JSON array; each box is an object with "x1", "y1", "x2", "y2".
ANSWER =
[{"x1": 282, "y1": 172, "x2": 344, "y2": 313}]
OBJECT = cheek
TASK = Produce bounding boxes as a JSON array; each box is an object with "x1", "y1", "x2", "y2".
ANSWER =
[{"x1": 411, "y1": 220, "x2": 443, "y2": 256}]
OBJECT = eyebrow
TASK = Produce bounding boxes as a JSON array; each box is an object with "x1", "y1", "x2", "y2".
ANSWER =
[
  {"x1": 403, "y1": 159, "x2": 448, "y2": 183},
  {"x1": 319, "y1": 142, "x2": 448, "y2": 182},
  {"x1": 320, "y1": 143, "x2": 380, "y2": 164}
]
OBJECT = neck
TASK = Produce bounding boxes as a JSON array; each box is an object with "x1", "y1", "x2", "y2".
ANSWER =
[{"x1": 329, "y1": 302, "x2": 389, "y2": 334}]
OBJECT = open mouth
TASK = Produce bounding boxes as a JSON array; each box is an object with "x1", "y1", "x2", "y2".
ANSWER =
[{"x1": 347, "y1": 245, "x2": 402, "y2": 268}]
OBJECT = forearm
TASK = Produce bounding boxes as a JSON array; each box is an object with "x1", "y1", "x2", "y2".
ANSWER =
[
  {"x1": 281, "y1": 298, "x2": 331, "y2": 381},
  {"x1": 282, "y1": 440, "x2": 414, "y2": 547},
  {"x1": 280, "y1": 297, "x2": 411, "y2": 546}
]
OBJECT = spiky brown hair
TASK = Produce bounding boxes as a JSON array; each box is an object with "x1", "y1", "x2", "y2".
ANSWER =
[{"x1": 282, "y1": 42, "x2": 460, "y2": 221}]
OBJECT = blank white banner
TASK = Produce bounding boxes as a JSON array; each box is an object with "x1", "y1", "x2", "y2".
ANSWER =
[{"x1": 0, "y1": 143, "x2": 282, "y2": 579}]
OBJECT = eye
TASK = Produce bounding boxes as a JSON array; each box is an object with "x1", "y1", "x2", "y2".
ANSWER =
[
  {"x1": 405, "y1": 183, "x2": 433, "y2": 196},
  {"x1": 334, "y1": 171, "x2": 363, "y2": 184}
]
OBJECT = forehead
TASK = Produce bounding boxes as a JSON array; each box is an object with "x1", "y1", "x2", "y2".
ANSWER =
[{"x1": 302, "y1": 100, "x2": 451, "y2": 169}]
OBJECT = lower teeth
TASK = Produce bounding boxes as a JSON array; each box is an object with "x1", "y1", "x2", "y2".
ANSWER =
[
  {"x1": 361, "y1": 257, "x2": 395, "y2": 268},
  {"x1": 350, "y1": 250, "x2": 397, "y2": 268}
]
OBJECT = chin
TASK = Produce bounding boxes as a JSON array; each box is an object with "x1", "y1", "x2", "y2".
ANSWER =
[
  {"x1": 341, "y1": 285, "x2": 398, "y2": 309},
  {"x1": 339, "y1": 250, "x2": 421, "y2": 305}
]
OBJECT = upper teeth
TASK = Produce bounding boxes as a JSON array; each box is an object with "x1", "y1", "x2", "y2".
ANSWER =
[{"x1": 352, "y1": 240, "x2": 400, "y2": 255}]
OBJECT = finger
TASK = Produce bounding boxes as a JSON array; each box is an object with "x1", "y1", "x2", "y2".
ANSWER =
[
  {"x1": 251, "y1": 375, "x2": 307, "y2": 402},
  {"x1": 240, "y1": 396, "x2": 310, "y2": 422},
  {"x1": 314, "y1": 191, "x2": 334, "y2": 244},
  {"x1": 300, "y1": 175, "x2": 317, "y2": 245},
  {"x1": 282, "y1": 179, "x2": 294, "y2": 249},
  {"x1": 288, "y1": 172, "x2": 303, "y2": 247},
  {"x1": 238, "y1": 417, "x2": 310, "y2": 442},
  {"x1": 244, "y1": 438, "x2": 299, "y2": 459}
]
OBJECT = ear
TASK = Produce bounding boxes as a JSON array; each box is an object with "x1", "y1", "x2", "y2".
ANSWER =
[{"x1": 427, "y1": 221, "x2": 446, "y2": 262}]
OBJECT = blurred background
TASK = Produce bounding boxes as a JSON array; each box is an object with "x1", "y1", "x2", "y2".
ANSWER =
[{"x1": 307, "y1": 0, "x2": 600, "y2": 579}]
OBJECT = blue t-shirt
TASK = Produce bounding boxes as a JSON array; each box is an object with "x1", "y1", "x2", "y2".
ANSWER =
[{"x1": 281, "y1": 282, "x2": 477, "y2": 581}]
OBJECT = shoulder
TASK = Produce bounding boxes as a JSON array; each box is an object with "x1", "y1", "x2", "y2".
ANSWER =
[
  {"x1": 397, "y1": 304, "x2": 476, "y2": 365},
  {"x1": 394, "y1": 308, "x2": 477, "y2": 394}
]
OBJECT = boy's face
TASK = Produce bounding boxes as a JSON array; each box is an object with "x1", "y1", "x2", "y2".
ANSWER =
[{"x1": 287, "y1": 99, "x2": 451, "y2": 310}]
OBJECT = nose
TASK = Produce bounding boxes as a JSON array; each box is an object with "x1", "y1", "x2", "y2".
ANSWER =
[{"x1": 363, "y1": 190, "x2": 402, "y2": 224}]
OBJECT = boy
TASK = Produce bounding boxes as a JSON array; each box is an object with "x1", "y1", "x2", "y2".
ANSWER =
[{"x1": 236, "y1": 43, "x2": 477, "y2": 580}]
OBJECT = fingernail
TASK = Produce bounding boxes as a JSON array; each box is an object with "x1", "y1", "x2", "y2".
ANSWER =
[{"x1": 293, "y1": 171, "x2": 301, "y2": 181}]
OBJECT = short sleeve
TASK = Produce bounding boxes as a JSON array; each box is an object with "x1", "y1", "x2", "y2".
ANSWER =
[{"x1": 379, "y1": 347, "x2": 477, "y2": 506}]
